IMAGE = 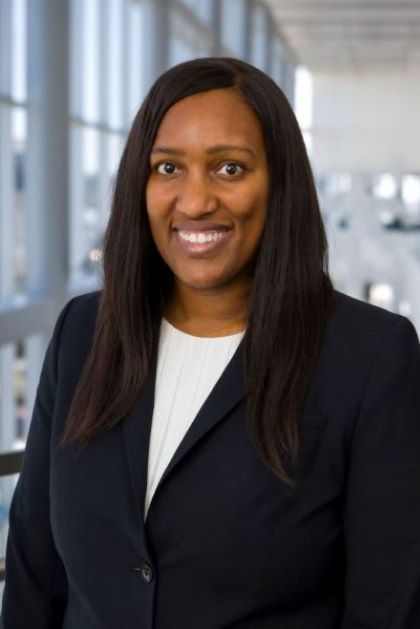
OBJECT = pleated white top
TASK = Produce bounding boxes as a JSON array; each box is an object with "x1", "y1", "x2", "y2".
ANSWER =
[{"x1": 144, "y1": 317, "x2": 246, "y2": 520}]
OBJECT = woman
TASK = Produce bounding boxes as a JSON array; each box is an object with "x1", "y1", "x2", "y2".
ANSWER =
[{"x1": 1, "y1": 57, "x2": 420, "y2": 629}]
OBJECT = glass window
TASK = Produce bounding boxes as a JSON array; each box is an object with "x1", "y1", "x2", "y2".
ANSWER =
[
  {"x1": 11, "y1": 0, "x2": 27, "y2": 102},
  {"x1": 271, "y1": 37, "x2": 284, "y2": 87},
  {"x1": 249, "y1": 3, "x2": 268, "y2": 71},
  {"x1": 82, "y1": 0, "x2": 101, "y2": 124},
  {"x1": 127, "y1": 0, "x2": 146, "y2": 123},
  {"x1": 220, "y1": 0, "x2": 247, "y2": 58},
  {"x1": 69, "y1": 0, "x2": 146, "y2": 285},
  {"x1": 169, "y1": 5, "x2": 213, "y2": 65},
  {"x1": 180, "y1": 0, "x2": 213, "y2": 25},
  {"x1": 0, "y1": 0, "x2": 28, "y2": 300}
]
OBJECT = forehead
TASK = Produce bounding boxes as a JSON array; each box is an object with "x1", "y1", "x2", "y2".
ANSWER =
[{"x1": 152, "y1": 88, "x2": 265, "y2": 150}]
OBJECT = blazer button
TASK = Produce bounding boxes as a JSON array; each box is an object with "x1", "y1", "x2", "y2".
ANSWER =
[{"x1": 136, "y1": 562, "x2": 153, "y2": 583}]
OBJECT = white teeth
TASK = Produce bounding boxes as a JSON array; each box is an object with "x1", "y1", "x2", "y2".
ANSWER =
[{"x1": 178, "y1": 230, "x2": 227, "y2": 244}]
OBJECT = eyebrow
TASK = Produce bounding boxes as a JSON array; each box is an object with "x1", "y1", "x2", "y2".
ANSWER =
[{"x1": 150, "y1": 144, "x2": 256, "y2": 158}]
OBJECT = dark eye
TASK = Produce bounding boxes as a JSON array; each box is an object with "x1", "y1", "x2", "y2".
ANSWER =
[
  {"x1": 156, "y1": 162, "x2": 179, "y2": 175},
  {"x1": 218, "y1": 162, "x2": 245, "y2": 176}
]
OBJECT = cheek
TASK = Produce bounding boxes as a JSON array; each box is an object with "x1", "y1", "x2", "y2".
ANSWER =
[{"x1": 145, "y1": 186, "x2": 166, "y2": 233}]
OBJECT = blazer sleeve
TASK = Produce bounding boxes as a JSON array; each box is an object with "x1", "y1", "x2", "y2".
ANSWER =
[
  {"x1": 0, "y1": 297, "x2": 76, "y2": 629},
  {"x1": 340, "y1": 315, "x2": 420, "y2": 629}
]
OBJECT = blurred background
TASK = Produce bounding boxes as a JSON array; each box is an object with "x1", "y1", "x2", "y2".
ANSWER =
[{"x1": 0, "y1": 0, "x2": 420, "y2": 589}]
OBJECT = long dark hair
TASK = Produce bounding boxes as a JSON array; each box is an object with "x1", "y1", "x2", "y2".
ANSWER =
[{"x1": 60, "y1": 57, "x2": 335, "y2": 486}]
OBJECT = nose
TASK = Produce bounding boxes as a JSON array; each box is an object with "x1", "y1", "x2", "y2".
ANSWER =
[{"x1": 175, "y1": 171, "x2": 218, "y2": 216}]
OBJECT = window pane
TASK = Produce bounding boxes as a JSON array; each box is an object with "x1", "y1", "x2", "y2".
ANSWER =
[
  {"x1": 11, "y1": 0, "x2": 26, "y2": 102},
  {"x1": 0, "y1": 471, "x2": 19, "y2": 598},
  {"x1": 0, "y1": 105, "x2": 27, "y2": 298},
  {"x1": 220, "y1": 0, "x2": 246, "y2": 57},
  {"x1": 82, "y1": 127, "x2": 101, "y2": 271},
  {"x1": 249, "y1": 4, "x2": 268, "y2": 71},
  {"x1": 0, "y1": 331, "x2": 44, "y2": 600},
  {"x1": 181, "y1": 0, "x2": 213, "y2": 24},
  {"x1": 169, "y1": 7, "x2": 212, "y2": 66},
  {"x1": 106, "y1": 0, "x2": 124, "y2": 129},
  {"x1": 0, "y1": 105, "x2": 13, "y2": 298},
  {"x1": 0, "y1": 339, "x2": 31, "y2": 451},
  {"x1": 82, "y1": 0, "x2": 101, "y2": 122},
  {"x1": 126, "y1": 0, "x2": 146, "y2": 124},
  {"x1": 271, "y1": 38, "x2": 284, "y2": 87},
  {"x1": 69, "y1": 125, "x2": 104, "y2": 279},
  {"x1": 107, "y1": 132, "x2": 123, "y2": 186},
  {"x1": 11, "y1": 107, "x2": 27, "y2": 294}
]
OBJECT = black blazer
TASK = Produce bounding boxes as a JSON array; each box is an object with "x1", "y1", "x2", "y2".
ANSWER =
[{"x1": 1, "y1": 289, "x2": 420, "y2": 629}]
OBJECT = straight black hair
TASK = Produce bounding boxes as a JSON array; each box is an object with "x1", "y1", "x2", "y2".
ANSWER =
[{"x1": 60, "y1": 57, "x2": 335, "y2": 487}]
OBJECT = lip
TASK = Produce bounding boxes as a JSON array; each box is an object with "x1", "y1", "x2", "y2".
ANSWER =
[
  {"x1": 173, "y1": 222, "x2": 231, "y2": 232},
  {"x1": 174, "y1": 229, "x2": 233, "y2": 257}
]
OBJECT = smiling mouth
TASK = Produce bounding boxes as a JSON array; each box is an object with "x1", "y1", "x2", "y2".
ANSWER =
[{"x1": 174, "y1": 229, "x2": 233, "y2": 256}]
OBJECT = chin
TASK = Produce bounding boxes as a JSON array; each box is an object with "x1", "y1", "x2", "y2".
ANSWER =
[{"x1": 177, "y1": 274, "x2": 229, "y2": 291}]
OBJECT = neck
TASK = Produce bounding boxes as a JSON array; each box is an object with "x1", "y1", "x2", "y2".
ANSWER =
[{"x1": 164, "y1": 281, "x2": 250, "y2": 337}]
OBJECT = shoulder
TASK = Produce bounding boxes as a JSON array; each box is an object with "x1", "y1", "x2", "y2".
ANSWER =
[
  {"x1": 63, "y1": 289, "x2": 101, "y2": 330},
  {"x1": 305, "y1": 290, "x2": 420, "y2": 433},
  {"x1": 326, "y1": 289, "x2": 418, "y2": 359},
  {"x1": 312, "y1": 290, "x2": 420, "y2": 410},
  {"x1": 54, "y1": 290, "x2": 102, "y2": 369}
]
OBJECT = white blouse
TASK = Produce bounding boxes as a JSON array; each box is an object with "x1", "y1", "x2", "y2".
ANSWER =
[{"x1": 144, "y1": 317, "x2": 245, "y2": 520}]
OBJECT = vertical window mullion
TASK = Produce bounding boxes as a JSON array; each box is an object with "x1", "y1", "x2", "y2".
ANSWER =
[
  {"x1": 122, "y1": 0, "x2": 130, "y2": 129},
  {"x1": 98, "y1": 1, "x2": 109, "y2": 234},
  {"x1": 0, "y1": 0, "x2": 12, "y2": 97},
  {"x1": 69, "y1": 125, "x2": 85, "y2": 278},
  {"x1": 98, "y1": 131, "x2": 109, "y2": 236},
  {"x1": 70, "y1": 0, "x2": 83, "y2": 118}
]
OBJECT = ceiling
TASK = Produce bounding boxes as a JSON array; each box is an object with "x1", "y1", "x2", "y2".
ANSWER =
[{"x1": 265, "y1": 0, "x2": 420, "y2": 72}]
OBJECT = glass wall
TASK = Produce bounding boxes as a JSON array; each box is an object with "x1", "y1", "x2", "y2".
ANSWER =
[
  {"x1": 69, "y1": 0, "x2": 147, "y2": 285},
  {"x1": 0, "y1": 0, "x2": 28, "y2": 298}
]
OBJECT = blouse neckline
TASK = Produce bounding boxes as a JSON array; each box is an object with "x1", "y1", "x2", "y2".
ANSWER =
[{"x1": 161, "y1": 317, "x2": 246, "y2": 341}]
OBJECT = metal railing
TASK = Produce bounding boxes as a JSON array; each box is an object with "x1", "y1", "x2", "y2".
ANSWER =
[{"x1": 0, "y1": 450, "x2": 24, "y2": 581}]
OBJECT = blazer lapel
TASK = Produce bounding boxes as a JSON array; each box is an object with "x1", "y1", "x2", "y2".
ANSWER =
[
  {"x1": 121, "y1": 346, "x2": 158, "y2": 530},
  {"x1": 152, "y1": 336, "x2": 246, "y2": 496},
  {"x1": 122, "y1": 335, "x2": 246, "y2": 525}
]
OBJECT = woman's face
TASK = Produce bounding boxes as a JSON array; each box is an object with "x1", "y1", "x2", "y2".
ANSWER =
[{"x1": 146, "y1": 88, "x2": 269, "y2": 294}]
